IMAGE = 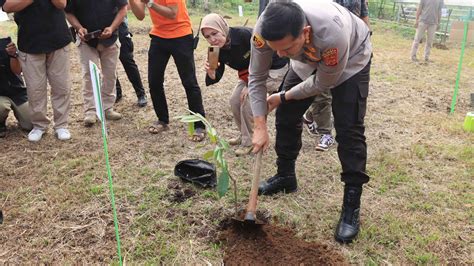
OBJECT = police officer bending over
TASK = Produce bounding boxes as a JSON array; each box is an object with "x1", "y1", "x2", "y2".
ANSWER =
[{"x1": 248, "y1": 1, "x2": 372, "y2": 243}]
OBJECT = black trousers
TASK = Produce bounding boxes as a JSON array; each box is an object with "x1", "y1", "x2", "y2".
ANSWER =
[
  {"x1": 276, "y1": 61, "x2": 371, "y2": 185},
  {"x1": 148, "y1": 34, "x2": 205, "y2": 128},
  {"x1": 116, "y1": 35, "x2": 146, "y2": 98}
]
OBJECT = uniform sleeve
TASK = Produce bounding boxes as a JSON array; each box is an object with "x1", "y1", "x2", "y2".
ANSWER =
[
  {"x1": 248, "y1": 20, "x2": 273, "y2": 117},
  {"x1": 289, "y1": 32, "x2": 349, "y2": 100},
  {"x1": 360, "y1": 0, "x2": 368, "y2": 17},
  {"x1": 205, "y1": 63, "x2": 225, "y2": 86}
]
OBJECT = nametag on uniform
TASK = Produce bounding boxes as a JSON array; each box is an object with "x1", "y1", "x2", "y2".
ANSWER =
[{"x1": 322, "y1": 48, "x2": 338, "y2": 66}]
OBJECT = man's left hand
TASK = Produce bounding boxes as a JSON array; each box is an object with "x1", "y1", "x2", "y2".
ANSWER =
[
  {"x1": 267, "y1": 93, "x2": 282, "y2": 113},
  {"x1": 100, "y1": 27, "x2": 113, "y2": 39},
  {"x1": 5, "y1": 42, "x2": 17, "y2": 57}
]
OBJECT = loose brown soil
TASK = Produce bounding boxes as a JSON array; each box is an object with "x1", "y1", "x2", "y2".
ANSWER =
[
  {"x1": 219, "y1": 221, "x2": 348, "y2": 265},
  {"x1": 216, "y1": 211, "x2": 347, "y2": 265}
]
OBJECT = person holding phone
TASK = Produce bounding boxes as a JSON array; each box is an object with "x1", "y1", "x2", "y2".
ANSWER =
[
  {"x1": 0, "y1": 38, "x2": 32, "y2": 138},
  {"x1": 129, "y1": 0, "x2": 207, "y2": 142},
  {"x1": 65, "y1": 0, "x2": 128, "y2": 127},
  {"x1": 3, "y1": 0, "x2": 73, "y2": 142},
  {"x1": 200, "y1": 13, "x2": 288, "y2": 156}
]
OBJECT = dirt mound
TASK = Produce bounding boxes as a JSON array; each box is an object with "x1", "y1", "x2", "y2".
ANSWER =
[{"x1": 218, "y1": 217, "x2": 348, "y2": 265}]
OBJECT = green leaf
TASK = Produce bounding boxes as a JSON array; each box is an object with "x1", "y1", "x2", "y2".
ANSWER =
[
  {"x1": 217, "y1": 170, "x2": 230, "y2": 197},
  {"x1": 209, "y1": 134, "x2": 217, "y2": 144},
  {"x1": 187, "y1": 122, "x2": 195, "y2": 136},
  {"x1": 203, "y1": 150, "x2": 214, "y2": 160},
  {"x1": 180, "y1": 116, "x2": 202, "y2": 123},
  {"x1": 213, "y1": 146, "x2": 221, "y2": 161},
  {"x1": 220, "y1": 139, "x2": 230, "y2": 150}
]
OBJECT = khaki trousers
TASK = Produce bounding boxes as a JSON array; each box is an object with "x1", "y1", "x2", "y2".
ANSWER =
[
  {"x1": 229, "y1": 66, "x2": 288, "y2": 147},
  {"x1": 304, "y1": 90, "x2": 333, "y2": 135},
  {"x1": 18, "y1": 46, "x2": 72, "y2": 130},
  {"x1": 0, "y1": 97, "x2": 32, "y2": 130},
  {"x1": 78, "y1": 41, "x2": 120, "y2": 115},
  {"x1": 411, "y1": 22, "x2": 437, "y2": 60}
]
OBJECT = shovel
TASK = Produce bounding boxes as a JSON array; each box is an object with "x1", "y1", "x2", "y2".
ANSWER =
[{"x1": 233, "y1": 149, "x2": 265, "y2": 226}]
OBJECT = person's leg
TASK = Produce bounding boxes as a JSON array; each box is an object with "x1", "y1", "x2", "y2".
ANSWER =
[
  {"x1": 229, "y1": 80, "x2": 252, "y2": 145},
  {"x1": 148, "y1": 36, "x2": 172, "y2": 125},
  {"x1": 119, "y1": 35, "x2": 146, "y2": 99},
  {"x1": 12, "y1": 102, "x2": 33, "y2": 131},
  {"x1": 115, "y1": 78, "x2": 122, "y2": 102},
  {"x1": 97, "y1": 42, "x2": 120, "y2": 115},
  {"x1": 46, "y1": 46, "x2": 72, "y2": 131},
  {"x1": 331, "y1": 60, "x2": 371, "y2": 243},
  {"x1": 259, "y1": 66, "x2": 315, "y2": 195},
  {"x1": 18, "y1": 52, "x2": 49, "y2": 131},
  {"x1": 78, "y1": 42, "x2": 101, "y2": 120},
  {"x1": 0, "y1": 96, "x2": 12, "y2": 137},
  {"x1": 424, "y1": 24, "x2": 437, "y2": 61},
  {"x1": 411, "y1": 22, "x2": 428, "y2": 61},
  {"x1": 171, "y1": 34, "x2": 206, "y2": 130},
  {"x1": 313, "y1": 90, "x2": 335, "y2": 151}
]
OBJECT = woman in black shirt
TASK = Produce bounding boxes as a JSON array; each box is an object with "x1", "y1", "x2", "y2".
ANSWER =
[{"x1": 200, "y1": 13, "x2": 287, "y2": 156}]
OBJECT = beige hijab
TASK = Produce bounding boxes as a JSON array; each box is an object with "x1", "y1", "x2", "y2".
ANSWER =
[{"x1": 200, "y1": 13, "x2": 230, "y2": 38}]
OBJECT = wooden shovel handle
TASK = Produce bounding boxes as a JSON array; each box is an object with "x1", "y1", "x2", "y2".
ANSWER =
[{"x1": 246, "y1": 150, "x2": 263, "y2": 215}]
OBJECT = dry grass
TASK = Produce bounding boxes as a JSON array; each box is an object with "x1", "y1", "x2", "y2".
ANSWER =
[{"x1": 0, "y1": 11, "x2": 473, "y2": 264}]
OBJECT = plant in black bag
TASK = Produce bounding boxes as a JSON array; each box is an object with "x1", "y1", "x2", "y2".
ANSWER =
[{"x1": 177, "y1": 110, "x2": 238, "y2": 212}]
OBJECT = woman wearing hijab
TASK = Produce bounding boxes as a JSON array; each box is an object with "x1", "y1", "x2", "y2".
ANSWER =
[{"x1": 201, "y1": 13, "x2": 288, "y2": 156}]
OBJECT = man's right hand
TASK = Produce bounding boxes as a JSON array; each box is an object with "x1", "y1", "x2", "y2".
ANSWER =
[
  {"x1": 252, "y1": 116, "x2": 269, "y2": 153},
  {"x1": 77, "y1": 27, "x2": 88, "y2": 41}
]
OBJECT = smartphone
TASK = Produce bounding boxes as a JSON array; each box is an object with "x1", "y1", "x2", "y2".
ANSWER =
[
  {"x1": 84, "y1": 30, "x2": 102, "y2": 41},
  {"x1": 208, "y1": 46, "x2": 220, "y2": 70}
]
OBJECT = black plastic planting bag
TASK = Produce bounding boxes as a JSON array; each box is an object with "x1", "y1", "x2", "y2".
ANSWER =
[{"x1": 174, "y1": 159, "x2": 216, "y2": 188}]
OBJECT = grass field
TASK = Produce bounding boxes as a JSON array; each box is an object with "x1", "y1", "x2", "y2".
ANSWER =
[{"x1": 0, "y1": 8, "x2": 473, "y2": 265}]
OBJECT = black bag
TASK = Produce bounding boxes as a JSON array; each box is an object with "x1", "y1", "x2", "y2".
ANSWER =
[
  {"x1": 192, "y1": 18, "x2": 203, "y2": 50},
  {"x1": 174, "y1": 159, "x2": 216, "y2": 188}
]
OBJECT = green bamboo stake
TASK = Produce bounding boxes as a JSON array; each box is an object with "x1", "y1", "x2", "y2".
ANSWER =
[
  {"x1": 91, "y1": 63, "x2": 123, "y2": 265},
  {"x1": 450, "y1": 19, "x2": 469, "y2": 114}
]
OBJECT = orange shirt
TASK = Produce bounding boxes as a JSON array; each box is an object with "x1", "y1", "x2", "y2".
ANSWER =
[{"x1": 149, "y1": 0, "x2": 192, "y2": 39}]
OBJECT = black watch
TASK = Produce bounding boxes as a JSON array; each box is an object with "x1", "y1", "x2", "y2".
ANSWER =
[{"x1": 279, "y1": 91, "x2": 287, "y2": 104}]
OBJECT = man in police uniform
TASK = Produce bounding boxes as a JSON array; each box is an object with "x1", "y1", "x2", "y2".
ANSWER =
[{"x1": 248, "y1": 0, "x2": 372, "y2": 243}]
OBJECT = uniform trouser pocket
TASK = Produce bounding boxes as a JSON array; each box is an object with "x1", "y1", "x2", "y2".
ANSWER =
[{"x1": 331, "y1": 61, "x2": 371, "y2": 185}]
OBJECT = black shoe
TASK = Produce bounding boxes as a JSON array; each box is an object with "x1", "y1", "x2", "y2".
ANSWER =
[
  {"x1": 0, "y1": 121, "x2": 6, "y2": 138},
  {"x1": 115, "y1": 93, "x2": 123, "y2": 103},
  {"x1": 258, "y1": 175, "x2": 297, "y2": 195},
  {"x1": 137, "y1": 95, "x2": 147, "y2": 107},
  {"x1": 335, "y1": 206, "x2": 360, "y2": 243},
  {"x1": 334, "y1": 185, "x2": 362, "y2": 243}
]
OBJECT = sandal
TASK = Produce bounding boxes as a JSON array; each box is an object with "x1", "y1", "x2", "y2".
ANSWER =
[
  {"x1": 190, "y1": 127, "x2": 206, "y2": 142},
  {"x1": 149, "y1": 121, "x2": 169, "y2": 134}
]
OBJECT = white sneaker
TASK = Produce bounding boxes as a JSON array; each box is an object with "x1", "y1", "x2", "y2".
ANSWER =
[
  {"x1": 55, "y1": 128, "x2": 71, "y2": 141},
  {"x1": 316, "y1": 134, "x2": 335, "y2": 151},
  {"x1": 28, "y1": 128, "x2": 45, "y2": 142},
  {"x1": 302, "y1": 114, "x2": 319, "y2": 136}
]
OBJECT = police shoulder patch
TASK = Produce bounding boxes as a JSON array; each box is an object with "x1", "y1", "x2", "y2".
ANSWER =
[
  {"x1": 322, "y1": 48, "x2": 338, "y2": 66},
  {"x1": 253, "y1": 33, "x2": 265, "y2": 49}
]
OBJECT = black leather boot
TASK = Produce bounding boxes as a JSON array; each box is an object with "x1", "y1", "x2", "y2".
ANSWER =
[
  {"x1": 335, "y1": 185, "x2": 362, "y2": 244},
  {"x1": 258, "y1": 158, "x2": 297, "y2": 195}
]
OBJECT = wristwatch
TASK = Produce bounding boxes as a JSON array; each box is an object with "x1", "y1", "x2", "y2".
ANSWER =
[
  {"x1": 279, "y1": 91, "x2": 287, "y2": 104},
  {"x1": 8, "y1": 51, "x2": 19, "y2": 59},
  {"x1": 147, "y1": 0, "x2": 154, "y2": 8}
]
